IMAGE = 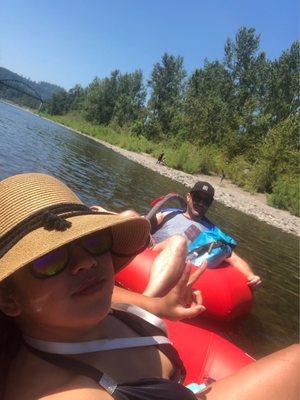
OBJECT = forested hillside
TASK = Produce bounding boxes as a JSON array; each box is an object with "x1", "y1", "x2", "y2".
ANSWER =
[
  {"x1": 45, "y1": 27, "x2": 299, "y2": 216},
  {"x1": 0, "y1": 67, "x2": 63, "y2": 108}
]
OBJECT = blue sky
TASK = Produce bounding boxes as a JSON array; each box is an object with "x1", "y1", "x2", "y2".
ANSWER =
[{"x1": 1, "y1": 0, "x2": 298, "y2": 89}]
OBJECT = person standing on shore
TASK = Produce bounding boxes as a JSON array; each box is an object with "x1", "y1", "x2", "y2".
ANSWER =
[
  {"x1": 219, "y1": 169, "x2": 226, "y2": 184},
  {"x1": 156, "y1": 152, "x2": 165, "y2": 165},
  {"x1": 151, "y1": 181, "x2": 262, "y2": 287}
]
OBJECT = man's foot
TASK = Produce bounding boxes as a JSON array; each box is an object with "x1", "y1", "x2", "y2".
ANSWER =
[{"x1": 247, "y1": 274, "x2": 262, "y2": 288}]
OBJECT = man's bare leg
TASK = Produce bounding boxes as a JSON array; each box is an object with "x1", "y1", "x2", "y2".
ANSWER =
[
  {"x1": 228, "y1": 251, "x2": 262, "y2": 287},
  {"x1": 91, "y1": 207, "x2": 189, "y2": 298},
  {"x1": 143, "y1": 235, "x2": 187, "y2": 297}
]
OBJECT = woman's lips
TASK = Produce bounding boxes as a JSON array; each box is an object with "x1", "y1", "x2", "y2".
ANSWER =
[{"x1": 72, "y1": 278, "x2": 105, "y2": 296}]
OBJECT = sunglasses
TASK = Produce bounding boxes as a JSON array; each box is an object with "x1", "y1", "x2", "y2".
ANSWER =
[
  {"x1": 191, "y1": 193, "x2": 213, "y2": 207},
  {"x1": 28, "y1": 229, "x2": 113, "y2": 279}
]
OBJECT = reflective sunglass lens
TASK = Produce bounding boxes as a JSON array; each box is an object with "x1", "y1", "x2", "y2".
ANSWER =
[
  {"x1": 30, "y1": 247, "x2": 69, "y2": 278},
  {"x1": 192, "y1": 195, "x2": 212, "y2": 207},
  {"x1": 81, "y1": 231, "x2": 113, "y2": 255}
]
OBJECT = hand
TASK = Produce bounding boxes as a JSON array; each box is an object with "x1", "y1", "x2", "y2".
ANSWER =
[
  {"x1": 247, "y1": 274, "x2": 262, "y2": 288},
  {"x1": 156, "y1": 261, "x2": 207, "y2": 320}
]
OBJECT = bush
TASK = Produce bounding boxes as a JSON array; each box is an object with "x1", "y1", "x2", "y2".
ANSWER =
[
  {"x1": 212, "y1": 150, "x2": 229, "y2": 174},
  {"x1": 245, "y1": 160, "x2": 274, "y2": 193},
  {"x1": 268, "y1": 175, "x2": 300, "y2": 216},
  {"x1": 121, "y1": 134, "x2": 155, "y2": 153},
  {"x1": 163, "y1": 144, "x2": 225, "y2": 175},
  {"x1": 197, "y1": 146, "x2": 225, "y2": 175},
  {"x1": 227, "y1": 156, "x2": 252, "y2": 187},
  {"x1": 165, "y1": 142, "x2": 201, "y2": 173},
  {"x1": 245, "y1": 115, "x2": 299, "y2": 193}
]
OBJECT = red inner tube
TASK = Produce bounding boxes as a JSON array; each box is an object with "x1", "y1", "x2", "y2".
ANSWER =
[{"x1": 116, "y1": 247, "x2": 253, "y2": 321}]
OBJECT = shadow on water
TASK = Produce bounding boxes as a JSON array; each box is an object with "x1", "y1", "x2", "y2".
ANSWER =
[{"x1": 0, "y1": 101, "x2": 298, "y2": 357}]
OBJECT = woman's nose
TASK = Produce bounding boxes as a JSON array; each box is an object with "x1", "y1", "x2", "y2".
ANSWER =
[{"x1": 68, "y1": 245, "x2": 97, "y2": 275}]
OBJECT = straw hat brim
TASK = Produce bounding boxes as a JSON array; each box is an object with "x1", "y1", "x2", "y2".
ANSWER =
[{"x1": 0, "y1": 213, "x2": 150, "y2": 282}]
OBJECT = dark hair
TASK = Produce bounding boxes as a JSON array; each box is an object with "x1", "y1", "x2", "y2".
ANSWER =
[{"x1": 0, "y1": 279, "x2": 22, "y2": 399}]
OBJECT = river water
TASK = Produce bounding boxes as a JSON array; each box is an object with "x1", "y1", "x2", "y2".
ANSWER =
[{"x1": 0, "y1": 101, "x2": 298, "y2": 357}]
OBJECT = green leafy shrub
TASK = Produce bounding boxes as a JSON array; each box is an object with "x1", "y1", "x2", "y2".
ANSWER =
[
  {"x1": 227, "y1": 156, "x2": 252, "y2": 187},
  {"x1": 245, "y1": 115, "x2": 299, "y2": 193},
  {"x1": 268, "y1": 175, "x2": 300, "y2": 216},
  {"x1": 165, "y1": 142, "x2": 201, "y2": 173},
  {"x1": 121, "y1": 134, "x2": 154, "y2": 153},
  {"x1": 197, "y1": 148, "x2": 214, "y2": 174},
  {"x1": 197, "y1": 146, "x2": 226, "y2": 175},
  {"x1": 212, "y1": 150, "x2": 229, "y2": 174},
  {"x1": 244, "y1": 160, "x2": 274, "y2": 193}
]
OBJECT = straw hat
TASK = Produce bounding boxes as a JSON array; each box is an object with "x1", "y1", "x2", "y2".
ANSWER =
[{"x1": 0, "y1": 173, "x2": 150, "y2": 282}]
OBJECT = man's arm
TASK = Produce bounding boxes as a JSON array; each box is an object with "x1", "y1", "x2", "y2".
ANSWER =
[
  {"x1": 227, "y1": 251, "x2": 261, "y2": 287},
  {"x1": 149, "y1": 211, "x2": 172, "y2": 233}
]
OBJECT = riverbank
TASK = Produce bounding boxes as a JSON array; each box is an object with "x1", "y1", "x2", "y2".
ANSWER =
[
  {"x1": 3, "y1": 101, "x2": 299, "y2": 236},
  {"x1": 93, "y1": 138, "x2": 300, "y2": 236},
  {"x1": 43, "y1": 115, "x2": 300, "y2": 237}
]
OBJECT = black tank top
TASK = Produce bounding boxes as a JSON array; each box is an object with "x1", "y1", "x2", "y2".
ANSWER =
[{"x1": 24, "y1": 307, "x2": 201, "y2": 400}]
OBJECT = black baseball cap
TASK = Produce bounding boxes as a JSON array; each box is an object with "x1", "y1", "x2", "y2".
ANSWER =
[{"x1": 190, "y1": 181, "x2": 215, "y2": 199}]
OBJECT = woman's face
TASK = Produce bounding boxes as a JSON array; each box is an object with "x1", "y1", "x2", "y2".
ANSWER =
[{"x1": 5, "y1": 236, "x2": 115, "y2": 339}]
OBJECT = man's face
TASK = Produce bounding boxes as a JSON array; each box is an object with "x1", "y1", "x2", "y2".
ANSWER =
[{"x1": 186, "y1": 191, "x2": 213, "y2": 219}]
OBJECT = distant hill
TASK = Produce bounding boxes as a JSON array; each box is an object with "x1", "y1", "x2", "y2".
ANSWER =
[{"x1": 0, "y1": 67, "x2": 64, "y2": 108}]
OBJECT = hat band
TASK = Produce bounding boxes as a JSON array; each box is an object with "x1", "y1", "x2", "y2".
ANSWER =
[{"x1": 0, "y1": 203, "x2": 113, "y2": 260}]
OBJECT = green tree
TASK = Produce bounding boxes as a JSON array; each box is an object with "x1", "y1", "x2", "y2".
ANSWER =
[
  {"x1": 67, "y1": 84, "x2": 85, "y2": 111},
  {"x1": 147, "y1": 53, "x2": 186, "y2": 138},
  {"x1": 84, "y1": 71, "x2": 120, "y2": 124},
  {"x1": 224, "y1": 27, "x2": 267, "y2": 106},
  {"x1": 224, "y1": 27, "x2": 270, "y2": 147},
  {"x1": 46, "y1": 90, "x2": 69, "y2": 115},
  {"x1": 265, "y1": 41, "x2": 300, "y2": 122},
  {"x1": 113, "y1": 70, "x2": 146, "y2": 126},
  {"x1": 184, "y1": 61, "x2": 235, "y2": 145}
]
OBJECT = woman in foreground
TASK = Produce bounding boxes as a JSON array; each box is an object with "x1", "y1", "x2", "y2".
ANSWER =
[{"x1": 0, "y1": 173, "x2": 299, "y2": 400}]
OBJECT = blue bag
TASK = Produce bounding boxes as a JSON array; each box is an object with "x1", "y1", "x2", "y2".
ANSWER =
[{"x1": 187, "y1": 218, "x2": 237, "y2": 268}]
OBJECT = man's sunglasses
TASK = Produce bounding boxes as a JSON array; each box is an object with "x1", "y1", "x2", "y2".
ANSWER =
[
  {"x1": 28, "y1": 229, "x2": 113, "y2": 279},
  {"x1": 191, "y1": 193, "x2": 213, "y2": 207}
]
